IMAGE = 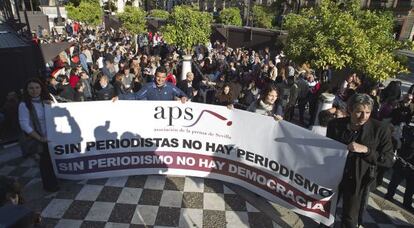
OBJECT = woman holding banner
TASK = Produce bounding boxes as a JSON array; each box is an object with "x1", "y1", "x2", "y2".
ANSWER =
[
  {"x1": 18, "y1": 78, "x2": 59, "y2": 192},
  {"x1": 326, "y1": 93, "x2": 394, "y2": 228},
  {"x1": 247, "y1": 85, "x2": 284, "y2": 121}
]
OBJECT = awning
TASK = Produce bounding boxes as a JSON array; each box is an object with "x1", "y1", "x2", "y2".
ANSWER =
[{"x1": 40, "y1": 42, "x2": 73, "y2": 62}]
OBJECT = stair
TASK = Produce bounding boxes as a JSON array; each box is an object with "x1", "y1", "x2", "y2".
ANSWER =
[{"x1": 0, "y1": 142, "x2": 22, "y2": 165}]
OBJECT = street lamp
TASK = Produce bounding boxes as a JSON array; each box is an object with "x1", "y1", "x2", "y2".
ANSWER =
[{"x1": 54, "y1": 0, "x2": 65, "y2": 26}]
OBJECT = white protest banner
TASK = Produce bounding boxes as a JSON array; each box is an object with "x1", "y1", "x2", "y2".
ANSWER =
[{"x1": 45, "y1": 101, "x2": 348, "y2": 226}]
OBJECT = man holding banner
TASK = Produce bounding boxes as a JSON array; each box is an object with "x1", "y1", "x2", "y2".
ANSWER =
[
  {"x1": 112, "y1": 66, "x2": 187, "y2": 102},
  {"x1": 326, "y1": 93, "x2": 394, "y2": 228}
]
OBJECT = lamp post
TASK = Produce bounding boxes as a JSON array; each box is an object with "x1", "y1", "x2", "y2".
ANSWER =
[{"x1": 55, "y1": 0, "x2": 64, "y2": 26}]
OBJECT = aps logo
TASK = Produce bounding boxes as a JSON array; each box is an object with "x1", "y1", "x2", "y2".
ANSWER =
[{"x1": 154, "y1": 106, "x2": 232, "y2": 127}]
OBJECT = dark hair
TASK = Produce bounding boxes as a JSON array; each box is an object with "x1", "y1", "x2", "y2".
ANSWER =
[
  {"x1": 347, "y1": 93, "x2": 374, "y2": 112},
  {"x1": 56, "y1": 74, "x2": 68, "y2": 83},
  {"x1": 0, "y1": 176, "x2": 22, "y2": 206},
  {"x1": 114, "y1": 73, "x2": 124, "y2": 81},
  {"x1": 155, "y1": 66, "x2": 167, "y2": 75},
  {"x1": 260, "y1": 85, "x2": 279, "y2": 102},
  {"x1": 318, "y1": 110, "x2": 335, "y2": 127},
  {"x1": 22, "y1": 77, "x2": 52, "y2": 111},
  {"x1": 75, "y1": 81, "x2": 83, "y2": 91}
]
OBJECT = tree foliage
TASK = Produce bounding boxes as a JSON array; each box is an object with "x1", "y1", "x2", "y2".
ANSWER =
[
  {"x1": 218, "y1": 7, "x2": 242, "y2": 26},
  {"x1": 65, "y1": 0, "x2": 103, "y2": 26},
  {"x1": 117, "y1": 6, "x2": 147, "y2": 35},
  {"x1": 283, "y1": 0, "x2": 406, "y2": 81},
  {"x1": 148, "y1": 9, "x2": 170, "y2": 19},
  {"x1": 161, "y1": 6, "x2": 213, "y2": 54},
  {"x1": 252, "y1": 5, "x2": 273, "y2": 29}
]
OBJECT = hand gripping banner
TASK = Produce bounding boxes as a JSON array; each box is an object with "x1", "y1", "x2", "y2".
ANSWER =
[{"x1": 45, "y1": 101, "x2": 348, "y2": 226}]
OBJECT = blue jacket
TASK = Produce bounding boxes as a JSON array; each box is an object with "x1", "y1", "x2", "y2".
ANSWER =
[{"x1": 119, "y1": 82, "x2": 187, "y2": 101}]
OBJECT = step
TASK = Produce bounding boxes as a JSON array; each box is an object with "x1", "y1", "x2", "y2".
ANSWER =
[{"x1": 0, "y1": 142, "x2": 22, "y2": 165}]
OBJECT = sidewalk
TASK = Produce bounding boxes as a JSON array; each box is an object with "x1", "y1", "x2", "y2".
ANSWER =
[{"x1": 0, "y1": 144, "x2": 413, "y2": 227}]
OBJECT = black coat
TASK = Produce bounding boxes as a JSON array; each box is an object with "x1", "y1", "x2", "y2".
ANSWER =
[
  {"x1": 177, "y1": 80, "x2": 194, "y2": 99},
  {"x1": 95, "y1": 84, "x2": 115, "y2": 101},
  {"x1": 327, "y1": 117, "x2": 394, "y2": 194}
]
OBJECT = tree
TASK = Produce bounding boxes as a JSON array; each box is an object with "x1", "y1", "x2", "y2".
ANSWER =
[
  {"x1": 148, "y1": 9, "x2": 169, "y2": 19},
  {"x1": 161, "y1": 5, "x2": 213, "y2": 54},
  {"x1": 252, "y1": 5, "x2": 274, "y2": 29},
  {"x1": 117, "y1": 6, "x2": 147, "y2": 35},
  {"x1": 283, "y1": 0, "x2": 406, "y2": 81},
  {"x1": 65, "y1": 0, "x2": 103, "y2": 26},
  {"x1": 218, "y1": 7, "x2": 242, "y2": 26}
]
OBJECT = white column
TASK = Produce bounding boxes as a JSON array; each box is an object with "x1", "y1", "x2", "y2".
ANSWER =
[
  {"x1": 314, "y1": 93, "x2": 335, "y2": 125},
  {"x1": 181, "y1": 55, "x2": 192, "y2": 81},
  {"x1": 117, "y1": 0, "x2": 125, "y2": 13},
  {"x1": 133, "y1": 0, "x2": 139, "y2": 7}
]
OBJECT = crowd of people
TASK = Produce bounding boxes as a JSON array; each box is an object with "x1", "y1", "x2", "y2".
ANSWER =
[{"x1": 1, "y1": 21, "x2": 414, "y2": 228}]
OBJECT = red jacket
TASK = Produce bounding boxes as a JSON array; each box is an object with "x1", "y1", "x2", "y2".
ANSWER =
[
  {"x1": 73, "y1": 22, "x2": 80, "y2": 33},
  {"x1": 69, "y1": 74, "x2": 80, "y2": 88},
  {"x1": 166, "y1": 73, "x2": 176, "y2": 85}
]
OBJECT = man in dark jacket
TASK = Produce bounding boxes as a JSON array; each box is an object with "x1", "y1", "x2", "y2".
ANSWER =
[
  {"x1": 326, "y1": 93, "x2": 394, "y2": 228},
  {"x1": 177, "y1": 72, "x2": 196, "y2": 100},
  {"x1": 95, "y1": 75, "x2": 114, "y2": 101}
]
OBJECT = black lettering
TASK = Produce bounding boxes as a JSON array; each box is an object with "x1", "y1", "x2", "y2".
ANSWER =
[
  {"x1": 184, "y1": 107, "x2": 193, "y2": 120},
  {"x1": 269, "y1": 160, "x2": 279, "y2": 172},
  {"x1": 304, "y1": 179, "x2": 319, "y2": 195},
  {"x1": 106, "y1": 139, "x2": 116, "y2": 149},
  {"x1": 169, "y1": 106, "x2": 182, "y2": 126},
  {"x1": 120, "y1": 139, "x2": 131, "y2": 148},
  {"x1": 86, "y1": 141, "x2": 96, "y2": 151},
  {"x1": 289, "y1": 170, "x2": 294, "y2": 181},
  {"x1": 280, "y1": 165, "x2": 289, "y2": 177},
  {"x1": 153, "y1": 138, "x2": 162, "y2": 147},
  {"x1": 96, "y1": 140, "x2": 105, "y2": 150},
  {"x1": 294, "y1": 173, "x2": 304, "y2": 186},
  {"x1": 319, "y1": 188, "x2": 333, "y2": 197},
  {"x1": 254, "y1": 154, "x2": 265, "y2": 166},
  {"x1": 71, "y1": 143, "x2": 81, "y2": 153},
  {"x1": 245, "y1": 151, "x2": 255, "y2": 162},
  {"x1": 183, "y1": 139, "x2": 192, "y2": 148},
  {"x1": 205, "y1": 142, "x2": 215, "y2": 152},
  {"x1": 145, "y1": 138, "x2": 153, "y2": 147},
  {"x1": 193, "y1": 140, "x2": 202, "y2": 149},
  {"x1": 171, "y1": 138, "x2": 179, "y2": 147},
  {"x1": 237, "y1": 148, "x2": 246, "y2": 157},
  {"x1": 54, "y1": 145, "x2": 64, "y2": 155},
  {"x1": 131, "y1": 138, "x2": 140, "y2": 147},
  {"x1": 154, "y1": 106, "x2": 165, "y2": 119},
  {"x1": 161, "y1": 138, "x2": 170, "y2": 147}
]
